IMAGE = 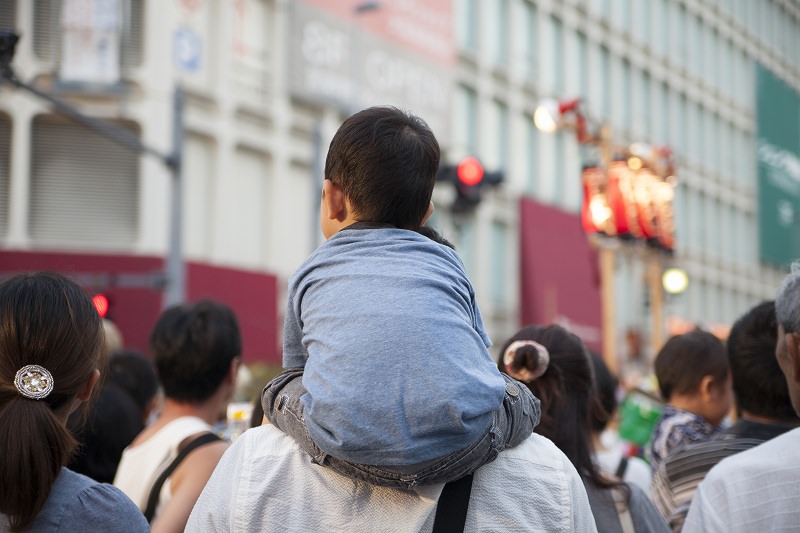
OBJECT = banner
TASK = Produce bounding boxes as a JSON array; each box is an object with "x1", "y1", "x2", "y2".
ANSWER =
[
  {"x1": 60, "y1": 0, "x2": 121, "y2": 85},
  {"x1": 756, "y1": 64, "x2": 800, "y2": 267}
]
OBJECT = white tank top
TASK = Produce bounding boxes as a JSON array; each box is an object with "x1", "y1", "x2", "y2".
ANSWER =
[{"x1": 113, "y1": 416, "x2": 213, "y2": 518}]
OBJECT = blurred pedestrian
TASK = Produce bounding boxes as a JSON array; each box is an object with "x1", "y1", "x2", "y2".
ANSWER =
[
  {"x1": 0, "y1": 272, "x2": 147, "y2": 532},
  {"x1": 590, "y1": 354, "x2": 653, "y2": 493},
  {"x1": 651, "y1": 300, "x2": 799, "y2": 531},
  {"x1": 108, "y1": 349, "x2": 161, "y2": 423},
  {"x1": 646, "y1": 330, "x2": 733, "y2": 471},
  {"x1": 69, "y1": 350, "x2": 160, "y2": 483},
  {"x1": 113, "y1": 300, "x2": 241, "y2": 533},
  {"x1": 499, "y1": 324, "x2": 669, "y2": 533},
  {"x1": 684, "y1": 265, "x2": 800, "y2": 532}
]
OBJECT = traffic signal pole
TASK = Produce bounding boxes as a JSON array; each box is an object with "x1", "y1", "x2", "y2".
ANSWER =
[{"x1": 0, "y1": 31, "x2": 186, "y2": 308}]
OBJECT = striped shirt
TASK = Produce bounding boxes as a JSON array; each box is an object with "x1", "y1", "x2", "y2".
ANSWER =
[{"x1": 650, "y1": 419, "x2": 795, "y2": 532}]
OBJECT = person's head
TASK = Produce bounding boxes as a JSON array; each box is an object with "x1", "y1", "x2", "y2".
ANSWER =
[
  {"x1": 68, "y1": 382, "x2": 143, "y2": 484},
  {"x1": 321, "y1": 106, "x2": 439, "y2": 237},
  {"x1": 108, "y1": 349, "x2": 160, "y2": 421},
  {"x1": 728, "y1": 300, "x2": 798, "y2": 422},
  {"x1": 590, "y1": 352, "x2": 620, "y2": 434},
  {"x1": 776, "y1": 263, "x2": 800, "y2": 415},
  {"x1": 0, "y1": 272, "x2": 104, "y2": 531},
  {"x1": 654, "y1": 330, "x2": 732, "y2": 426},
  {"x1": 498, "y1": 324, "x2": 617, "y2": 491},
  {"x1": 150, "y1": 300, "x2": 241, "y2": 405}
]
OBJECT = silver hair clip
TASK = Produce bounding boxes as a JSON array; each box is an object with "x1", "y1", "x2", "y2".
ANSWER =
[
  {"x1": 14, "y1": 365, "x2": 54, "y2": 400},
  {"x1": 503, "y1": 340, "x2": 550, "y2": 383}
]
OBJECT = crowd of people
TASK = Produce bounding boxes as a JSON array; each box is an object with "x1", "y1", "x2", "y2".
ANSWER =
[{"x1": 2, "y1": 106, "x2": 800, "y2": 532}]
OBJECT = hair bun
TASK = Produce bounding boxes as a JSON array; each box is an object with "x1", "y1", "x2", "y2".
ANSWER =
[{"x1": 503, "y1": 340, "x2": 550, "y2": 383}]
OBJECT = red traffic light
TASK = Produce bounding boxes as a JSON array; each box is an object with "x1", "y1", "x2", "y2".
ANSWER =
[
  {"x1": 92, "y1": 294, "x2": 109, "y2": 318},
  {"x1": 457, "y1": 157, "x2": 484, "y2": 186}
]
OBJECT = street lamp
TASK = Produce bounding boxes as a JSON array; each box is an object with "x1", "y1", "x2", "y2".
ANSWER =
[
  {"x1": 533, "y1": 97, "x2": 590, "y2": 143},
  {"x1": 662, "y1": 267, "x2": 689, "y2": 295},
  {"x1": 0, "y1": 31, "x2": 186, "y2": 308}
]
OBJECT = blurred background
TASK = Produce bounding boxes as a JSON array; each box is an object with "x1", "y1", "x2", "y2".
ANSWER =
[{"x1": 0, "y1": 0, "x2": 798, "y2": 384}]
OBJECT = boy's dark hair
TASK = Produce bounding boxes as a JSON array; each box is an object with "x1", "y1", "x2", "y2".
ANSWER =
[
  {"x1": 324, "y1": 106, "x2": 440, "y2": 230},
  {"x1": 654, "y1": 330, "x2": 729, "y2": 401},
  {"x1": 728, "y1": 300, "x2": 797, "y2": 421},
  {"x1": 150, "y1": 300, "x2": 241, "y2": 404}
]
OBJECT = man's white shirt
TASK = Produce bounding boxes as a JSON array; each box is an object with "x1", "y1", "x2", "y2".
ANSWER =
[{"x1": 187, "y1": 424, "x2": 598, "y2": 533}]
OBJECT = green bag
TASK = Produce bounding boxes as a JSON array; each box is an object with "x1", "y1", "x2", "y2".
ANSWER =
[{"x1": 618, "y1": 388, "x2": 663, "y2": 447}]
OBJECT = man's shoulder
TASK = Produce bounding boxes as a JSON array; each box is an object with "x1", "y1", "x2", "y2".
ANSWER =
[
  {"x1": 704, "y1": 427, "x2": 800, "y2": 484},
  {"x1": 662, "y1": 432, "x2": 765, "y2": 478}
]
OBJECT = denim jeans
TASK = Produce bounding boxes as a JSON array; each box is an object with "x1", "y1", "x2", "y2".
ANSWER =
[{"x1": 262, "y1": 368, "x2": 541, "y2": 489}]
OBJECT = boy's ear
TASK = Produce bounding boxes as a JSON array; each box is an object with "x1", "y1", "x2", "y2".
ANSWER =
[
  {"x1": 322, "y1": 179, "x2": 346, "y2": 221},
  {"x1": 698, "y1": 374, "x2": 716, "y2": 403}
]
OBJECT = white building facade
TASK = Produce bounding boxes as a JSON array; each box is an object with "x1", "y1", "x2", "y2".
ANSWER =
[{"x1": 1, "y1": 0, "x2": 798, "y2": 370}]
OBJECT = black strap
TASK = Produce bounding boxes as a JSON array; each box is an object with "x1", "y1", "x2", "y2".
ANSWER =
[
  {"x1": 615, "y1": 456, "x2": 629, "y2": 479},
  {"x1": 432, "y1": 473, "x2": 474, "y2": 533},
  {"x1": 143, "y1": 432, "x2": 222, "y2": 522}
]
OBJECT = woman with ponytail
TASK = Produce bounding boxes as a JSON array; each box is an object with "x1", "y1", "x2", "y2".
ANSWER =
[
  {"x1": 498, "y1": 324, "x2": 668, "y2": 533},
  {"x1": 0, "y1": 272, "x2": 148, "y2": 532}
]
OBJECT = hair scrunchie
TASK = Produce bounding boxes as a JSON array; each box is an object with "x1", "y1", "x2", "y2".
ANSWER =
[{"x1": 503, "y1": 340, "x2": 550, "y2": 383}]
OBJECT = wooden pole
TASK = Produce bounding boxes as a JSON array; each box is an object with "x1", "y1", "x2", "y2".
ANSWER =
[
  {"x1": 648, "y1": 252, "x2": 665, "y2": 360},
  {"x1": 600, "y1": 243, "x2": 617, "y2": 375}
]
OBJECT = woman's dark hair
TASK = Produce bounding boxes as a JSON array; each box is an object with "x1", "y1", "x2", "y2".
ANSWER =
[
  {"x1": 498, "y1": 324, "x2": 625, "y2": 495},
  {"x1": 590, "y1": 352, "x2": 619, "y2": 433},
  {"x1": 0, "y1": 272, "x2": 104, "y2": 531}
]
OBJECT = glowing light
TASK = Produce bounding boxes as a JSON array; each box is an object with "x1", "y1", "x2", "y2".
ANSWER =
[
  {"x1": 662, "y1": 268, "x2": 689, "y2": 295},
  {"x1": 92, "y1": 294, "x2": 109, "y2": 318},
  {"x1": 457, "y1": 157, "x2": 484, "y2": 186},
  {"x1": 534, "y1": 99, "x2": 560, "y2": 133}
]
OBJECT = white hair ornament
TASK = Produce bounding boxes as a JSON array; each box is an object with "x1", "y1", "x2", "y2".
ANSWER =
[{"x1": 503, "y1": 340, "x2": 550, "y2": 383}]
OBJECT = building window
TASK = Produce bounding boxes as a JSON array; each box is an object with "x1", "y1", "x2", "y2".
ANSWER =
[
  {"x1": 30, "y1": 114, "x2": 139, "y2": 248},
  {"x1": 455, "y1": 85, "x2": 478, "y2": 154},
  {"x1": 689, "y1": 14, "x2": 703, "y2": 80},
  {"x1": 216, "y1": 147, "x2": 270, "y2": 267},
  {"x1": 490, "y1": 0, "x2": 509, "y2": 67},
  {"x1": 489, "y1": 99, "x2": 509, "y2": 171},
  {"x1": 525, "y1": 114, "x2": 540, "y2": 195},
  {"x1": 0, "y1": 114, "x2": 10, "y2": 239},
  {"x1": 0, "y1": 0, "x2": 16, "y2": 29},
  {"x1": 490, "y1": 221, "x2": 508, "y2": 307},
  {"x1": 577, "y1": 32, "x2": 588, "y2": 100},
  {"x1": 672, "y1": 3, "x2": 687, "y2": 67},
  {"x1": 600, "y1": 46, "x2": 611, "y2": 119},
  {"x1": 33, "y1": 0, "x2": 144, "y2": 70},
  {"x1": 184, "y1": 133, "x2": 216, "y2": 258},
  {"x1": 551, "y1": 16, "x2": 564, "y2": 94},
  {"x1": 456, "y1": 0, "x2": 478, "y2": 53},
  {"x1": 516, "y1": 1, "x2": 537, "y2": 81},
  {"x1": 652, "y1": 0, "x2": 667, "y2": 58}
]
